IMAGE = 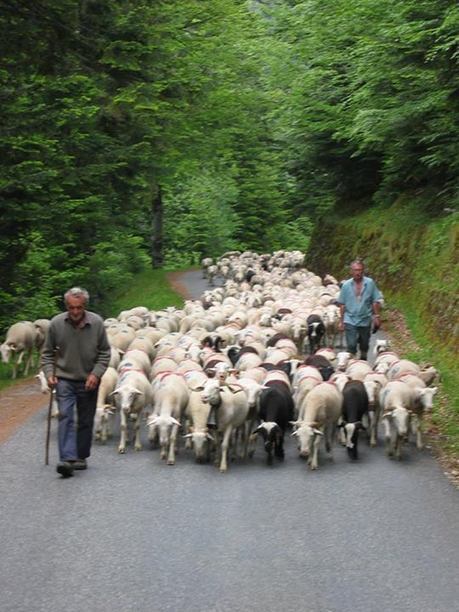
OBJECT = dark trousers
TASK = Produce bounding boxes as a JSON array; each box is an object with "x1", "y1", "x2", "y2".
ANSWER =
[
  {"x1": 344, "y1": 324, "x2": 371, "y2": 360},
  {"x1": 56, "y1": 378, "x2": 97, "y2": 461}
]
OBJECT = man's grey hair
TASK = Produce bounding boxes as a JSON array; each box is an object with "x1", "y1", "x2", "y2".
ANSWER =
[
  {"x1": 64, "y1": 287, "x2": 90, "y2": 304},
  {"x1": 350, "y1": 258, "x2": 365, "y2": 268}
]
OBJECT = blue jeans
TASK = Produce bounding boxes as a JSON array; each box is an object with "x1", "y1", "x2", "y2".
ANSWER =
[
  {"x1": 344, "y1": 324, "x2": 371, "y2": 360},
  {"x1": 56, "y1": 378, "x2": 97, "y2": 461}
]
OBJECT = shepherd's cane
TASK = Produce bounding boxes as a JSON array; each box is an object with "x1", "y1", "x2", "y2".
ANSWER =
[{"x1": 45, "y1": 347, "x2": 58, "y2": 466}]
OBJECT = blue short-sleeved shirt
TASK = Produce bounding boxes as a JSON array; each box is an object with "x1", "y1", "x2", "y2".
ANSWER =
[{"x1": 337, "y1": 276, "x2": 382, "y2": 327}]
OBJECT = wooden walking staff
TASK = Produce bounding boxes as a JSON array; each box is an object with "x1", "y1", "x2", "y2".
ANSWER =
[{"x1": 45, "y1": 347, "x2": 59, "y2": 466}]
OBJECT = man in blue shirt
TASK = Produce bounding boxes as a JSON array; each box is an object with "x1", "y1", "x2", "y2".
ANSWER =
[{"x1": 337, "y1": 260, "x2": 383, "y2": 360}]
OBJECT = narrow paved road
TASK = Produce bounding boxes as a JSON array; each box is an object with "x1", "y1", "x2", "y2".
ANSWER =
[{"x1": 1, "y1": 271, "x2": 458, "y2": 612}]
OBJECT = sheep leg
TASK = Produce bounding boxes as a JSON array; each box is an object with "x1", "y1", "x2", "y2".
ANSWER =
[
  {"x1": 219, "y1": 425, "x2": 233, "y2": 473},
  {"x1": 236, "y1": 425, "x2": 247, "y2": 459},
  {"x1": 325, "y1": 425, "x2": 334, "y2": 459},
  {"x1": 16, "y1": 349, "x2": 24, "y2": 366},
  {"x1": 118, "y1": 410, "x2": 127, "y2": 453},
  {"x1": 411, "y1": 416, "x2": 423, "y2": 450},
  {"x1": 51, "y1": 394, "x2": 59, "y2": 418},
  {"x1": 24, "y1": 349, "x2": 33, "y2": 376},
  {"x1": 368, "y1": 410, "x2": 376, "y2": 446},
  {"x1": 167, "y1": 424, "x2": 179, "y2": 465},
  {"x1": 384, "y1": 421, "x2": 395, "y2": 457},
  {"x1": 134, "y1": 413, "x2": 142, "y2": 451},
  {"x1": 184, "y1": 418, "x2": 192, "y2": 450},
  {"x1": 395, "y1": 435, "x2": 403, "y2": 460},
  {"x1": 310, "y1": 434, "x2": 321, "y2": 470}
]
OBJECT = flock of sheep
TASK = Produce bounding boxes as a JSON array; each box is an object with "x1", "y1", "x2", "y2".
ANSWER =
[{"x1": 1, "y1": 250, "x2": 439, "y2": 470}]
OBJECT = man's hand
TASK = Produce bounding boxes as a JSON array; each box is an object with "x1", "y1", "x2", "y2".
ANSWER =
[
  {"x1": 85, "y1": 373, "x2": 99, "y2": 391},
  {"x1": 47, "y1": 376, "x2": 58, "y2": 388},
  {"x1": 338, "y1": 320, "x2": 344, "y2": 332}
]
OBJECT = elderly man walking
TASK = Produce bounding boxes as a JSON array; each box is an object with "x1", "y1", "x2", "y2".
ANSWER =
[
  {"x1": 41, "y1": 287, "x2": 111, "y2": 478},
  {"x1": 337, "y1": 260, "x2": 383, "y2": 361}
]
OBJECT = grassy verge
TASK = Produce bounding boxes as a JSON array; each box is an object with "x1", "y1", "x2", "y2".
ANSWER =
[
  {"x1": 308, "y1": 195, "x2": 458, "y2": 469},
  {"x1": 387, "y1": 293, "x2": 459, "y2": 455},
  {"x1": 101, "y1": 267, "x2": 186, "y2": 318},
  {"x1": 0, "y1": 361, "x2": 39, "y2": 392}
]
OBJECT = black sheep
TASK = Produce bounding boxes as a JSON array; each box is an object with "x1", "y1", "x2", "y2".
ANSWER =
[
  {"x1": 305, "y1": 314, "x2": 325, "y2": 354},
  {"x1": 340, "y1": 380, "x2": 369, "y2": 460},
  {"x1": 254, "y1": 382, "x2": 294, "y2": 465},
  {"x1": 304, "y1": 354, "x2": 335, "y2": 381}
]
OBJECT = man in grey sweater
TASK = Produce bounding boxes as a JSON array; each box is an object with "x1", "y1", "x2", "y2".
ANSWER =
[{"x1": 41, "y1": 287, "x2": 111, "y2": 478}]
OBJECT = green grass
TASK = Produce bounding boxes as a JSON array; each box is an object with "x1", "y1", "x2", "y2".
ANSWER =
[
  {"x1": 0, "y1": 359, "x2": 39, "y2": 392},
  {"x1": 101, "y1": 267, "x2": 187, "y2": 318},
  {"x1": 389, "y1": 292, "x2": 459, "y2": 454},
  {"x1": 309, "y1": 195, "x2": 458, "y2": 460}
]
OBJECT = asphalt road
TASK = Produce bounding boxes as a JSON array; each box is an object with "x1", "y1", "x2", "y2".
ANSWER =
[{"x1": 1, "y1": 271, "x2": 458, "y2": 612}]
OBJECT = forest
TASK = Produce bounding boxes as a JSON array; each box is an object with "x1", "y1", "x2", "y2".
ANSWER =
[{"x1": 0, "y1": 0, "x2": 458, "y2": 331}]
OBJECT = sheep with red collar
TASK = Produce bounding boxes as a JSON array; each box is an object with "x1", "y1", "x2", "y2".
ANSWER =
[
  {"x1": 395, "y1": 373, "x2": 438, "y2": 450},
  {"x1": 147, "y1": 372, "x2": 189, "y2": 465},
  {"x1": 200, "y1": 378, "x2": 250, "y2": 473},
  {"x1": 380, "y1": 381, "x2": 414, "y2": 460},
  {"x1": 94, "y1": 367, "x2": 119, "y2": 444},
  {"x1": 291, "y1": 382, "x2": 342, "y2": 470},
  {"x1": 112, "y1": 368, "x2": 154, "y2": 454}
]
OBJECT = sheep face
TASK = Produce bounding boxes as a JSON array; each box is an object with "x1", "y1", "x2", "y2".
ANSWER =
[
  {"x1": 112, "y1": 386, "x2": 142, "y2": 414},
  {"x1": 0, "y1": 343, "x2": 12, "y2": 363},
  {"x1": 292, "y1": 424, "x2": 323, "y2": 458},
  {"x1": 201, "y1": 379, "x2": 221, "y2": 407},
  {"x1": 417, "y1": 387, "x2": 438, "y2": 412}
]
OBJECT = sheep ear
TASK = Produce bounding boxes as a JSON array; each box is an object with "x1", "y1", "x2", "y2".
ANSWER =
[{"x1": 313, "y1": 429, "x2": 324, "y2": 436}]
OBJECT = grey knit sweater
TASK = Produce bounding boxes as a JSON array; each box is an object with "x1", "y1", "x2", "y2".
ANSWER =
[{"x1": 41, "y1": 311, "x2": 111, "y2": 381}]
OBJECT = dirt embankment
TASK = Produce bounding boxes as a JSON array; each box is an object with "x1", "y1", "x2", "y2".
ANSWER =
[{"x1": 0, "y1": 377, "x2": 48, "y2": 443}]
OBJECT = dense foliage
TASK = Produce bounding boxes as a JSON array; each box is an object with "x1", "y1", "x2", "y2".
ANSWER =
[{"x1": 0, "y1": 0, "x2": 458, "y2": 328}]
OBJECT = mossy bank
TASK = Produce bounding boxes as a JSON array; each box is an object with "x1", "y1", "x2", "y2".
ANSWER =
[{"x1": 307, "y1": 195, "x2": 459, "y2": 462}]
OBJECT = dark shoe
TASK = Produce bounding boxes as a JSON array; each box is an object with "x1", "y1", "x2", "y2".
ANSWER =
[
  {"x1": 72, "y1": 459, "x2": 87, "y2": 470},
  {"x1": 56, "y1": 462, "x2": 74, "y2": 478}
]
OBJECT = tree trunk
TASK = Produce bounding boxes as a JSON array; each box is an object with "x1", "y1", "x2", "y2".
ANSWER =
[{"x1": 151, "y1": 184, "x2": 163, "y2": 268}]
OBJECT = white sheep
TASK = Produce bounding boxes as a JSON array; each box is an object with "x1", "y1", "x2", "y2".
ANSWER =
[
  {"x1": 1, "y1": 321, "x2": 37, "y2": 379},
  {"x1": 35, "y1": 370, "x2": 59, "y2": 418},
  {"x1": 147, "y1": 373, "x2": 189, "y2": 465},
  {"x1": 380, "y1": 381, "x2": 414, "y2": 460},
  {"x1": 94, "y1": 367, "x2": 119, "y2": 443},
  {"x1": 291, "y1": 382, "x2": 342, "y2": 470},
  {"x1": 112, "y1": 369, "x2": 154, "y2": 453},
  {"x1": 396, "y1": 373, "x2": 438, "y2": 450}
]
